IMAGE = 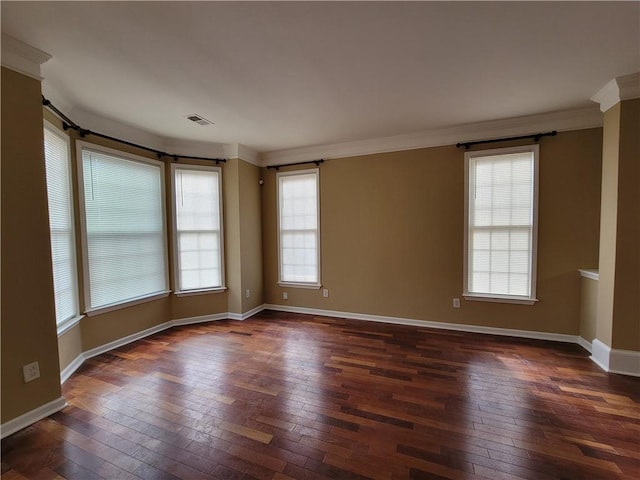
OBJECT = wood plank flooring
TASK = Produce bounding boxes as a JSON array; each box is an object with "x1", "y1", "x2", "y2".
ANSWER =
[{"x1": 2, "y1": 310, "x2": 639, "y2": 479}]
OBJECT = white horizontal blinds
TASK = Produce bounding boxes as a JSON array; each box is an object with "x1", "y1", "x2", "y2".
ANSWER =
[
  {"x1": 81, "y1": 149, "x2": 167, "y2": 309},
  {"x1": 174, "y1": 167, "x2": 222, "y2": 291},
  {"x1": 279, "y1": 171, "x2": 319, "y2": 284},
  {"x1": 44, "y1": 127, "x2": 78, "y2": 324},
  {"x1": 468, "y1": 151, "x2": 534, "y2": 297}
]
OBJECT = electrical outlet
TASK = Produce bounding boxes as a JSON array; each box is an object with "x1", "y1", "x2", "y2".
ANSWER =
[
  {"x1": 322, "y1": 288, "x2": 329, "y2": 298},
  {"x1": 245, "y1": 289, "x2": 250, "y2": 298},
  {"x1": 23, "y1": 361, "x2": 40, "y2": 383},
  {"x1": 453, "y1": 298, "x2": 461, "y2": 309},
  {"x1": 283, "y1": 292, "x2": 288, "y2": 300}
]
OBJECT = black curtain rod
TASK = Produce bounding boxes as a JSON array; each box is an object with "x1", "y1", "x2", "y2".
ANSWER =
[
  {"x1": 456, "y1": 130, "x2": 557, "y2": 150},
  {"x1": 266, "y1": 159, "x2": 324, "y2": 170},
  {"x1": 42, "y1": 96, "x2": 227, "y2": 164}
]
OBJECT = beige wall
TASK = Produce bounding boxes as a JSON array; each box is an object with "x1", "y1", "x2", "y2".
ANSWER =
[
  {"x1": 223, "y1": 159, "x2": 243, "y2": 313},
  {"x1": 222, "y1": 158, "x2": 265, "y2": 314},
  {"x1": 596, "y1": 104, "x2": 620, "y2": 346},
  {"x1": 596, "y1": 99, "x2": 640, "y2": 352},
  {"x1": 263, "y1": 129, "x2": 602, "y2": 335},
  {"x1": 1, "y1": 67, "x2": 62, "y2": 422},
  {"x1": 57, "y1": 325, "x2": 83, "y2": 374},
  {"x1": 80, "y1": 297, "x2": 171, "y2": 351},
  {"x1": 611, "y1": 99, "x2": 640, "y2": 351},
  {"x1": 579, "y1": 277, "x2": 599, "y2": 343},
  {"x1": 239, "y1": 160, "x2": 264, "y2": 313}
]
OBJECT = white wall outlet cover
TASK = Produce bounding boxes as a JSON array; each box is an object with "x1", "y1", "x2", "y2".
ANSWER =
[{"x1": 23, "y1": 361, "x2": 40, "y2": 383}]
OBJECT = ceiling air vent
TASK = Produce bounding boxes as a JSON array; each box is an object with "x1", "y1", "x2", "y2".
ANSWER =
[{"x1": 184, "y1": 114, "x2": 213, "y2": 126}]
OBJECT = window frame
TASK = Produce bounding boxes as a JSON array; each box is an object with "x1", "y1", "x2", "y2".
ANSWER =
[
  {"x1": 170, "y1": 163, "x2": 226, "y2": 296},
  {"x1": 276, "y1": 168, "x2": 322, "y2": 289},
  {"x1": 76, "y1": 141, "x2": 170, "y2": 316},
  {"x1": 463, "y1": 144, "x2": 539, "y2": 305},
  {"x1": 43, "y1": 120, "x2": 84, "y2": 334}
]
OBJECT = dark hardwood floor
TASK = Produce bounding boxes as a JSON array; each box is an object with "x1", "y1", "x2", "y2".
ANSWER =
[{"x1": 2, "y1": 311, "x2": 639, "y2": 479}]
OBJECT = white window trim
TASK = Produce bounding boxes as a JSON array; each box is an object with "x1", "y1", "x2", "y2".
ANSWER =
[
  {"x1": 170, "y1": 163, "x2": 225, "y2": 295},
  {"x1": 44, "y1": 120, "x2": 83, "y2": 334},
  {"x1": 174, "y1": 287, "x2": 227, "y2": 297},
  {"x1": 463, "y1": 144, "x2": 539, "y2": 305},
  {"x1": 57, "y1": 314, "x2": 85, "y2": 336},
  {"x1": 76, "y1": 141, "x2": 170, "y2": 314},
  {"x1": 277, "y1": 282, "x2": 322, "y2": 290},
  {"x1": 276, "y1": 168, "x2": 321, "y2": 288}
]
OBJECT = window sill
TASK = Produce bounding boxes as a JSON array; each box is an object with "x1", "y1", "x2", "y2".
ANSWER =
[
  {"x1": 463, "y1": 293, "x2": 538, "y2": 306},
  {"x1": 57, "y1": 314, "x2": 85, "y2": 337},
  {"x1": 278, "y1": 282, "x2": 322, "y2": 290},
  {"x1": 174, "y1": 287, "x2": 227, "y2": 297},
  {"x1": 85, "y1": 290, "x2": 171, "y2": 317}
]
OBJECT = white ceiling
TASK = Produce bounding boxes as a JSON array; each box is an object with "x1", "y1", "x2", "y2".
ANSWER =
[{"x1": 2, "y1": 1, "x2": 639, "y2": 156}]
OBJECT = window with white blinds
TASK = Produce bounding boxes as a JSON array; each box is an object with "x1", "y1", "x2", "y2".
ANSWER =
[
  {"x1": 78, "y1": 144, "x2": 168, "y2": 312},
  {"x1": 44, "y1": 124, "x2": 79, "y2": 326},
  {"x1": 277, "y1": 169, "x2": 320, "y2": 286},
  {"x1": 172, "y1": 165, "x2": 224, "y2": 293},
  {"x1": 464, "y1": 145, "x2": 539, "y2": 304}
]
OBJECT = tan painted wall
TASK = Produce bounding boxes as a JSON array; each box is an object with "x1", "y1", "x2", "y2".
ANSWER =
[
  {"x1": 223, "y1": 159, "x2": 243, "y2": 313},
  {"x1": 171, "y1": 292, "x2": 228, "y2": 320},
  {"x1": 239, "y1": 160, "x2": 264, "y2": 313},
  {"x1": 1, "y1": 67, "x2": 63, "y2": 422},
  {"x1": 263, "y1": 129, "x2": 602, "y2": 335},
  {"x1": 80, "y1": 297, "x2": 171, "y2": 351},
  {"x1": 611, "y1": 99, "x2": 640, "y2": 351},
  {"x1": 57, "y1": 325, "x2": 83, "y2": 374},
  {"x1": 596, "y1": 104, "x2": 621, "y2": 346},
  {"x1": 222, "y1": 158, "x2": 264, "y2": 315},
  {"x1": 579, "y1": 277, "x2": 599, "y2": 343}
]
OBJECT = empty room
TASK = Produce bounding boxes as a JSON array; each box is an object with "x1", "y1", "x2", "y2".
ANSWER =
[{"x1": 1, "y1": 1, "x2": 639, "y2": 479}]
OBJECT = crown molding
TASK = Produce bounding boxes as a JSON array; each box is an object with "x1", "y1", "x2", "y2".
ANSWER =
[
  {"x1": 1, "y1": 34, "x2": 51, "y2": 80},
  {"x1": 164, "y1": 137, "x2": 228, "y2": 160},
  {"x1": 70, "y1": 107, "x2": 167, "y2": 152},
  {"x1": 591, "y1": 72, "x2": 640, "y2": 113},
  {"x1": 262, "y1": 106, "x2": 603, "y2": 166},
  {"x1": 237, "y1": 144, "x2": 261, "y2": 166},
  {"x1": 203, "y1": 144, "x2": 260, "y2": 166}
]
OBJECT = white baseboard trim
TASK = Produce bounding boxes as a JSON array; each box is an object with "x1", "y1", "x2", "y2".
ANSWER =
[
  {"x1": 227, "y1": 304, "x2": 266, "y2": 321},
  {"x1": 578, "y1": 336, "x2": 593, "y2": 354},
  {"x1": 591, "y1": 339, "x2": 640, "y2": 377},
  {"x1": 610, "y1": 348, "x2": 640, "y2": 377},
  {"x1": 60, "y1": 353, "x2": 87, "y2": 384},
  {"x1": 172, "y1": 312, "x2": 228, "y2": 327},
  {"x1": 60, "y1": 309, "x2": 264, "y2": 385},
  {"x1": 591, "y1": 338, "x2": 611, "y2": 372},
  {"x1": 82, "y1": 321, "x2": 173, "y2": 361},
  {"x1": 263, "y1": 304, "x2": 580, "y2": 344},
  {"x1": 0, "y1": 396, "x2": 66, "y2": 439}
]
